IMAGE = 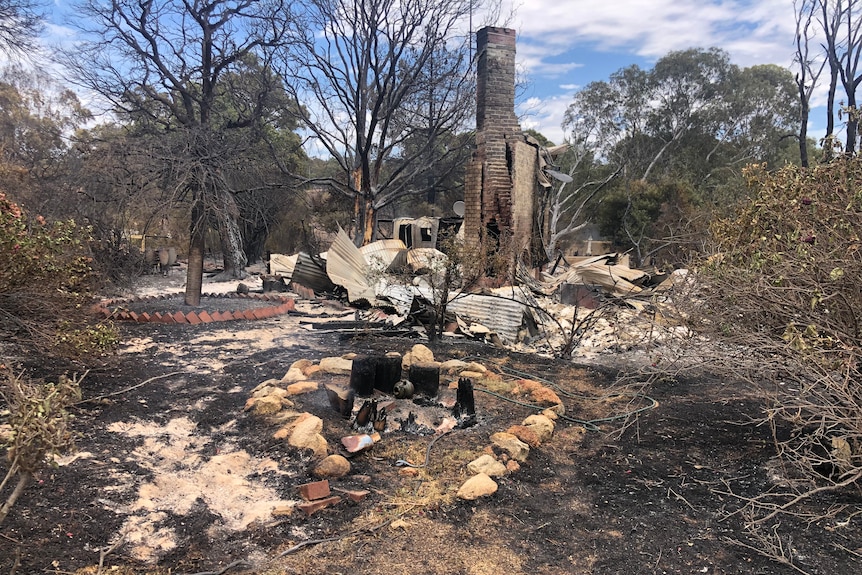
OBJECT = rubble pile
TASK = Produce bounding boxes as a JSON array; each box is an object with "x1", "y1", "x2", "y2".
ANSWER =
[{"x1": 269, "y1": 231, "x2": 693, "y2": 360}]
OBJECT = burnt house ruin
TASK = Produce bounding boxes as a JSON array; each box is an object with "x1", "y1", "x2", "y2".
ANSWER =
[{"x1": 464, "y1": 27, "x2": 548, "y2": 277}]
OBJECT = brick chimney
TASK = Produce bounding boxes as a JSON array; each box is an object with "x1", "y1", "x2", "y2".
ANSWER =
[{"x1": 465, "y1": 27, "x2": 539, "y2": 276}]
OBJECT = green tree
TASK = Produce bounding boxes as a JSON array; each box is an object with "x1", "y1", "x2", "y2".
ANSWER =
[
  {"x1": 562, "y1": 48, "x2": 799, "y2": 260},
  {"x1": 0, "y1": 65, "x2": 92, "y2": 216}
]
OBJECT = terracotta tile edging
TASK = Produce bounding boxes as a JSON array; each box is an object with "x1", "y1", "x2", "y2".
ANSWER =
[{"x1": 92, "y1": 292, "x2": 295, "y2": 324}]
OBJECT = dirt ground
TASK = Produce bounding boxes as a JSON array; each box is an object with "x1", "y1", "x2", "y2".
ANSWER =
[{"x1": 2, "y1": 273, "x2": 862, "y2": 575}]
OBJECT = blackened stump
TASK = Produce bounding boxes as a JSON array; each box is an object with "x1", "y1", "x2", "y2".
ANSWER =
[
  {"x1": 409, "y1": 362, "x2": 440, "y2": 397},
  {"x1": 374, "y1": 353, "x2": 402, "y2": 394},
  {"x1": 349, "y1": 355, "x2": 377, "y2": 397}
]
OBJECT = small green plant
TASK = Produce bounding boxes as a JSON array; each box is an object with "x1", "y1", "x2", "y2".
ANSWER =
[
  {"x1": 56, "y1": 321, "x2": 120, "y2": 356},
  {"x1": 0, "y1": 368, "x2": 82, "y2": 525}
]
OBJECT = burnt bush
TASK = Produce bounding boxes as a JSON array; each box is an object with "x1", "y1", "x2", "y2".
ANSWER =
[{"x1": 694, "y1": 159, "x2": 862, "y2": 492}]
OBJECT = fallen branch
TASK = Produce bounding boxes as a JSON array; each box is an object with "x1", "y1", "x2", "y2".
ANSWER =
[
  {"x1": 752, "y1": 471, "x2": 862, "y2": 525},
  {"x1": 0, "y1": 471, "x2": 31, "y2": 526},
  {"x1": 723, "y1": 536, "x2": 812, "y2": 575},
  {"x1": 95, "y1": 532, "x2": 126, "y2": 575},
  {"x1": 75, "y1": 371, "x2": 183, "y2": 405}
]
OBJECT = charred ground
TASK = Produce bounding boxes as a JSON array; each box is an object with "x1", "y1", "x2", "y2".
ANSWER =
[{"x1": 2, "y1": 306, "x2": 861, "y2": 575}]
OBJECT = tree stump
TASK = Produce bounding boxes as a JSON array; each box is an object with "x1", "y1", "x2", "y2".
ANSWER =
[
  {"x1": 349, "y1": 355, "x2": 377, "y2": 397},
  {"x1": 409, "y1": 362, "x2": 440, "y2": 397}
]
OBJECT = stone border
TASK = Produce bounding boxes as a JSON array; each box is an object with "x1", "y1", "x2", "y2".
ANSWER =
[{"x1": 92, "y1": 292, "x2": 295, "y2": 324}]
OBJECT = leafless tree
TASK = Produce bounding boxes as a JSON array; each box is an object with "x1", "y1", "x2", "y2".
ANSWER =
[
  {"x1": 274, "y1": 0, "x2": 496, "y2": 245},
  {"x1": 0, "y1": 0, "x2": 42, "y2": 55},
  {"x1": 60, "y1": 0, "x2": 292, "y2": 305},
  {"x1": 793, "y1": 0, "x2": 825, "y2": 166}
]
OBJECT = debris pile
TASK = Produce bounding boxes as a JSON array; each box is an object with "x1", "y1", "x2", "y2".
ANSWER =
[{"x1": 269, "y1": 234, "x2": 691, "y2": 359}]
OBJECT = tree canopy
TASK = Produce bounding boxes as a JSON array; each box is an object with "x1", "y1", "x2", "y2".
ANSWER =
[
  {"x1": 61, "y1": 0, "x2": 296, "y2": 304},
  {"x1": 557, "y1": 48, "x2": 800, "y2": 263}
]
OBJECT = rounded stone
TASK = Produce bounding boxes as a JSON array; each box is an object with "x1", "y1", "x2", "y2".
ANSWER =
[
  {"x1": 457, "y1": 473, "x2": 498, "y2": 500},
  {"x1": 313, "y1": 454, "x2": 351, "y2": 478},
  {"x1": 467, "y1": 454, "x2": 507, "y2": 477}
]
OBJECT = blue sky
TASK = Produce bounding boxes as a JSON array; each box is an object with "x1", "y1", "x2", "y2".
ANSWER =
[
  {"x1": 22, "y1": 0, "x2": 803, "y2": 147},
  {"x1": 505, "y1": 0, "x2": 800, "y2": 144}
]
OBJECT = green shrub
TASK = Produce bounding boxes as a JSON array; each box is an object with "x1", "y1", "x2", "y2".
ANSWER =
[{"x1": 0, "y1": 191, "x2": 117, "y2": 358}]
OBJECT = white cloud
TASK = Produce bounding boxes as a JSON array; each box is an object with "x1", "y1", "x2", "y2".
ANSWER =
[
  {"x1": 517, "y1": 91, "x2": 577, "y2": 145},
  {"x1": 502, "y1": 0, "x2": 800, "y2": 142}
]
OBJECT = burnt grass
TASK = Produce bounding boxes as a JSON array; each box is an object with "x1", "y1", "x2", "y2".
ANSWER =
[{"x1": 2, "y1": 315, "x2": 862, "y2": 575}]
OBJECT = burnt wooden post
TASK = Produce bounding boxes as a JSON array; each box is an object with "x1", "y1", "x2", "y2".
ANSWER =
[
  {"x1": 453, "y1": 377, "x2": 477, "y2": 427},
  {"x1": 349, "y1": 355, "x2": 377, "y2": 397},
  {"x1": 374, "y1": 353, "x2": 402, "y2": 394},
  {"x1": 409, "y1": 362, "x2": 440, "y2": 397},
  {"x1": 456, "y1": 377, "x2": 476, "y2": 416},
  {"x1": 354, "y1": 399, "x2": 377, "y2": 428}
]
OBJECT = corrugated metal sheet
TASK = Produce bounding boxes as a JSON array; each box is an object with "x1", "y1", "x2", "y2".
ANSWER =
[
  {"x1": 406, "y1": 248, "x2": 448, "y2": 272},
  {"x1": 376, "y1": 283, "x2": 416, "y2": 316},
  {"x1": 269, "y1": 253, "x2": 297, "y2": 279},
  {"x1": 326, "y1": 228, "x2": 376, "y2": 303},
  {"x1": 292, "y1": 252, "x2": 336, "y2": 293},
  {"x1": 446, "y1": 293, "x2": 526, "y2": 343},
  {"x1": 360, "y1": 239, "x2": 407, "y2": 271}
]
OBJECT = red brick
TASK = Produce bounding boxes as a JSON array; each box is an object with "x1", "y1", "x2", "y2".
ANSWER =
[
  {"x1": 243, "y1": 309, "x2": 256, "y2": 320},
  {"x1": 140, "y1": 312, "x2": 151, "y2": 322},
  {"x1": 252, "y1": 308, "x2": 269, "y2": 320},
  {"x1": 198, "y1": 310, "x2": 213, "y2": 323},
  {"x1": 299, "y1": 480, "x2": 331, "y2": 501},
  {"x1": 172, "y1": 311, "x2": 187, "y2": 324},
  {"x1": 297, "y1": 496, "x2": 340, "y2": 516},
  {"x1": 128, "y1": 311, "x2": 139, "y2": 322},
  {"x1": 343, "y1": 489, "x2": 370, "y2": 503},
  {"x1": 186, "y1": 311, "x2": 201, "y2": 325}
]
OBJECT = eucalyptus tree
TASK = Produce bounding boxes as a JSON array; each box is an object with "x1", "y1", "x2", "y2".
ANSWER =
[
  {"x1": 791, "y1": 0, "x2": 862, "y2": 156},
  {"x1": 563, "y1": 48, "x2": 798, "y2": 192},
  {"x1": 275, "y1": 0, "x2": 489, "y2": 245},
  {"x1": 61, "y1": 0, "x2": 293, "y2": 305},
  {"x1": 560, "y1": 48, "x2": 798, "y2": 262},
  {"x1": 0, "y1": 65, "x2": 91, "y2": 216}
]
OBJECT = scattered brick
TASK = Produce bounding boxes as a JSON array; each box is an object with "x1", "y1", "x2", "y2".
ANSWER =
[
  {"x1": 342, "y1": 489, "x2": 370, "y2": 503},
  {"x1": 299, "y1": 480, "x2": 331, "y2": 501},
  {"x1": 297, "y1": 495, "x2": 341, "y2": 517}
]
